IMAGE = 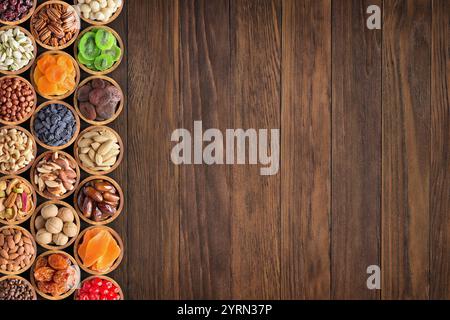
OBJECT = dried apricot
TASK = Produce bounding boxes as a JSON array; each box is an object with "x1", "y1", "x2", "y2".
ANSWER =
[
  {"x1": 57, "y1": 55, "x2": 74, "y2": 73},
  {"x1": 38, "y1": 76, "x2": 58, "y2": 95},
  {"x1": 37, "y1": 54, "x2": 56, "y2": 74},
  {"x1": 48, "y1": 253, "x2": 70, "y2": 270},
  {"x1": 45, "y1": 65, "x2": 67, "y2": 83},
  {"x1": 34, "y1": 267, "x2": 55, "y2": 282}
]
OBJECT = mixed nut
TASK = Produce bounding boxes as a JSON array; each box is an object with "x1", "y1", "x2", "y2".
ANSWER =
[
  {"x1": 33, "y1": 152, "x2": 78, "y2": 199},
  {"x1": 0, "y1": 0, "x2": 34, "y2": 23},
  {"x1": 0, "y1": 277, "x2": 35, "y2": 300},
  {"x1": 0, "y1": 177, "x2": 34, "y2": 223},
  {"x1": 0, "y1": 127, "x2": 35, "y2": 173},
  {"x1": 0, "y1": 27, "x2": 35, "y2": 72},
  {"x1": 0, "y1": 76, "x2": 35, "y2": 123},
  {"x1": 0, "y1": 227, "x2": 35, "y2": 273},
  {"x1": 77, "y1": 127, "x2": 120, "y2": 172},
  {"x1": 75, "y1": 0, "x2": 122, "y2": 23}
]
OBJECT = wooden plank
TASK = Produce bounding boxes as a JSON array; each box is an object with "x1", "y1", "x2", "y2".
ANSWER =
[
  {"x1": 382, "y1": 0, "x2": 431, "y2": 300},
  {"x1": 281, "y1": 0, "x2": 331, "y2": 299},
  {"x1": 127, "y1": 0, "x2": 180, "y2": 299},
  {"x1": 179, "y1": 0, "x2": 232, "y2": 299},
  {"x1": 331, "y1": 0, "x2": 382, "y2": 299},
  {"x1": 430, "y1": 0, "x2": 450, "y2": 300},
  {"x1": 230, "y1": 0, "x2": 281, "y2": 299}
]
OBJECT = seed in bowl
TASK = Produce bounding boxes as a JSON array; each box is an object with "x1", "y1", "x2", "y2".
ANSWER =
[
  {"x1": 77, "y1": 128, "x2": 120, "y2": 172},
  {"x1": 33, "y1": 152, "x2": 78, "y2": 198},
  {"x1": 0, "y1": 277, "x2": 34, "y2": 300},
  {"x1": 0, "y1": 27, "x2": 34, "y2": 72},
  {"x1": 78, "y1": 179, "x2": 120, "y2": 222},
  {"x1": 0, "y1": 227, "x2": 35, "y2": 273},
  {"x1": 0, "y1": 127, "x2": 34, "y2": 173},
  {"x1": 0, "y1": 178, "x2": 34, "y2": 223},
  {"x1": 34, "y1": 104, "x2": 76, "y2": 147},
  {"x1": 35, "y1": 204, "x2": 77, "y2": 247},
  {"x1": 75, "y1": 0, "x2": 122, "y2": 22},
  {"x1": 0, "y1": 77, "x2": 35, "y2": 123},
  {"x1": 0, "y1": 0, "x2": 34, "y2": 23}
]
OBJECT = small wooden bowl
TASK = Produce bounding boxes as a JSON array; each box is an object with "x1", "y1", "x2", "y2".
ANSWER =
[
  {"x1": 74, "y1": 126, "x2": 124, "y2": 175},
  {"x1": 31, "y1": 1, "x2": 80, "y2": 50},
  {"x1": 0, "y1": 76, "x2": 37, "y2": 126},
  {"x1": 0, "y1": 275, "x2": 37, "y2": 300},
  {"x1": 74, "y1": 175, "x2": 124, "y2": 226},
  {"x1": 31, "y1": 51, "x2": 81, "y2": 100},
  {"x1": 0, "y1": 126, "x2": 37, "y2": 176},
  {"x1": 0, "y1": 175, "x2": 37, "y2": 226},
  {"x1": 74, "y1": 25, "x2": 124, "y2": 76},
  {"x1": 74, "y1": 226, "x2": 124, "y2": 276},
  {"x1": 30, "y1": 250, "x2": 80, "y2": 300},
  {"x1": 0, "y1": 225, "x2": 37, "y2": 275},
  {"x1": 30, "y1": 101, "x2": 81, "y2": 151},
  {"x1": 73, "y1": 75, "x2": 124, "y2": 125},
  {"x1": 30, "y1": 200, "x2": 80, "y2": 250},
  {"x1": 0, "y1": 0, "x2": 37, "y2": 26},
  {"x1": 0, "y1": 26, "x2": 37, "y2": 76},
  {"x1": 74, "y1": 0, "x2": 124, "y2": 26},
  {"x1": 30, "y1": 151, "x2": 81, "y2": 201},
  {"x1": 74, "y1": 275, "x2": 124, "y2": 300}
]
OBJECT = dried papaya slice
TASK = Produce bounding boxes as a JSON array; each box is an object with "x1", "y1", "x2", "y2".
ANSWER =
[
  {"x1": 78, "y1": 227, "x2": 103, "y2": 260},
  {"x1": 37, "y1": 54, "x2": 56, "y2": 74},
  {"x1": 93, "y1": 233, "x2": 121, "y2": 272},
  {"x1": 83, "y1": 230, "x2": 111, "y2": 268},
  {"x1": 45, "y1": 65, "x2": 67, "y2": 84},
  {"x1": 38, "y1": 76, "x2": 58, "y2": 96}
]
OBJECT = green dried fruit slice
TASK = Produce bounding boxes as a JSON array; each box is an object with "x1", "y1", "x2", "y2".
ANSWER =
[
  {"x1": 78, "y1": 52, "x2": 93, "y2": 66},
  {"x1": 94, "y1": 54, "x2": 114, "y2": 71},
  {"x1": 102, "y1": 44, "x2": 122, "y2": 62},
  {"x1": 95, "y1": 29, "x2": 116, "y2": 51},
  {"x1": 79, "y1": 32, "x2": 101, "y2": 61}
]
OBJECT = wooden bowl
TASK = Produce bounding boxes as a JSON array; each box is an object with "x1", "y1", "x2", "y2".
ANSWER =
[
  {"x1": 30, "y1": 101, "x2": 81, "y2": 151},
  {"x1": 0, "y1": 0, "x2": 37, "y2": 25},
  {"x1": 74, "y1": 176, "x2": 124, "y2": 226},
  {"x1": 74, "y1": 275, "x2": 124, "y2": 300},
  {"x1": 0, "y1": 175, "x2": 37, "y2": 226},
  {"x1": 31, "y1": 0, "x2": 80, "y2": 50},
  {"x1": 73, "y1": 75, "x2": 124, "y2": 125},
  {"x1": 74, "y1": 25, "x2": 124, "y2": 75},
  {"x1": 74, "y1": 0, "x2": 124, "y2": 26},
  {"x1": 0, "y1": 76, "x2": 37, "y2": 126},
  {"x1": 0, "y1": 126, "x2": 37, "y2": 175},
  {"x1": 0, "y1": 225, "x2": 37, "y2": 275},
  {"x1": 74, "y1": 126, "x2": 124, "y2": 175},
  {"x1": 74, "y1": 226, "x2": 124, "y2": 276},
  {"x1": 0, "y1": 275, "x2": 37, "y2": 300},
  {"x1": 31, "y1": 51, "x2": 81, "y2": 100},
  {"x1": 0, "y1": 26, "x2": 37, "y2": 76},
  {"x1": 30, "y1": 151, "x2": 81, "y2": 201},
  {"x1": 30, "y1": 250, "x2": 80, "y2": 300},
  {"x1": 30, "y1": 200, "x2": 80, "y2": 250}
]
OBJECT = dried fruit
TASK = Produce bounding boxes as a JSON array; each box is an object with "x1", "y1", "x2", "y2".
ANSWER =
[{"x1": 48, "y1": 253, "x2": 69, "y2": 270}]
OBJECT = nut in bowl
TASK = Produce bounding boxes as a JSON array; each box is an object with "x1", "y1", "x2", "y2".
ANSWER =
[
  {"x1": 0, "y1": 176, "x2": 36, "y2": 226},
  {"x1": 31, "y1": 201, "x2": 80, "y2": 250},
  {"x1": 0, "y1": 126, "x2": 36, "y2": 175},
  {"x1": 0, "y1": 0, "x2": 36, "y2": 25},
  {"x1": 0, "y1": 225, "x2": 36, "y2": 275},
  {"x1": 74, "y1": 0, "x2": 123, "y2": 25},
  {"x1": 31, "y1": 251, "x2": 80, "y2": 300},
  {"x1": 31, "y1": 151, "x2": 80, "y2": 200},
  {"x1": 0, "y1": 275, "x2": 37, "y2": 300},
  {"x1": 0, "y1": 76, "x2": 37, "y2": 125},
  {"x1": 0, "y1": 26, "x2": 37, "y2": 75}
]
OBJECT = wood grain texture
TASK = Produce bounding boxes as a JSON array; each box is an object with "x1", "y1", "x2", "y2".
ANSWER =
[
  {"x1": 230, "y1": 0, "x2": 281, "y2": 299},
  {"x1": 430, "y1": 0, "x2": 450, "y2": 300},
  {"x1": 382, "y1": 0, "x2": 431, "y2": 300},
  {"x1": 179, "y1": 0, "x2": 232, "y2": 299},
  {"x1": 281, "y1": 0, "x2": 331, "y2": 300},
  {"x1": 331, "y1": 0, "x2": 382, "y2": 300},
  {"x1": 127, "y1": 0, "x2": 180, "y2": 299}
]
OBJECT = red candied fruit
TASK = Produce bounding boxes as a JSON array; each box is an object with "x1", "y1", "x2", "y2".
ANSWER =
[{"x1": 77, "y1": 277, "x2": 121, "y2": 301}]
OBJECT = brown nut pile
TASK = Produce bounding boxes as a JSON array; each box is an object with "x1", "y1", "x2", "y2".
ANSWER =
[
  {"x1": 0, "y1": 78, "x2": 35, "y2": 123},
  {"x1": 0, "y1": 278, "x2": 35, "y2": 300},
  {"x1": 33, "y1": 152, "x2": 78, "y2": 198},
  {"x1": 78, "y1": 179, "x2": 120, "y2": 222},
  {"x1": 31, "y1": 3, "x2": 79, "y2": 48},
  {"x1": 0, "y1": 228, "x2": 35, "y2": 273}
]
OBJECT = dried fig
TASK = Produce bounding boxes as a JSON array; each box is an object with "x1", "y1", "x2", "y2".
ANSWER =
[
  {"x1": 89, "y1": 88, "x2": 111, "y2": 107},
  {"x1": 79, "y1": 102, "x2": 97, "y2": 121},
  {"x1": 96, "y1": 101, "x2": 117, "y2": 120},
  {"x1": 77, "y1": 85, "x2": 91, "y2": 102},
  {"x1": 91, "y1": 78, "x2": 107, "y2": 89}
]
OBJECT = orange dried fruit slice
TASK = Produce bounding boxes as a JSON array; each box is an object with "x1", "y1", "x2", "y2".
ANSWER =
[
  {"x1": 38, "y1": 76, "x2": 58, "y2": 95},
  {"x1": 45, "y1": 65, "x2": 67, "y2": 84},
  {"x1": 60, "y1": 76, "x2": 76, "y2": 91},
  {"x1": 78, "y1": 228, "x2": 103, "y2": 260},
  {"x1": 93, "y1": 234, "x2": 121, "y2": 272},
  {"x1": 34, "y1": 67, "x2": 43, "y2": 85},
  {"x1": 37, "y1": 54, "x2": 56, "y2": 74},
  {"x1": 56, "y1": 55, "x2": 74, "y2": 73},
  {"x1": 83, "y1": 230, "x2": 111, "y2": 268}
]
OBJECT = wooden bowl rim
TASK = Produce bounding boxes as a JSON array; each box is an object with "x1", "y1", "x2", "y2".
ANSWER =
[
  {"x1": 74, "y1": 0, "x2": 124, "y2": 26},
  {"x1": 73, "y1": 175, "x2": 124, "y2": 226},
  {"x1": 74, "y1": 25, "x2": 124, "y2": 76},
  {"x1": 30, "y1": 100, "x2": 81, "y2": 151},
  {"x1": 0, "y1": 125, "x2": 37, "y2": 175},
  {"x1": 73, "y1": 226, "x2": 124, "y2": 276},
  {"x1": 31, "y1": 50, "x2": 81, "y2": 101},
  {"x1": 0, "y1": 275, "x2": 37, "y2": 300},
  {"x1": 30, "y1": 150, "x2": 81, "y2": 201},
  {"x1": 0, "y1": 0, "x2": 37, "y2": 25},
  {"x1": 31, "y1": 0, "x2": 81, "y2": 50},
  {"x1": 30, "y1": 250, "x2": 80, "y2": 300},
  {"x1": 0, "y1": 225, "x2": 37, "y2": 275},
  {"x1": 0, "y1": 75, "x2": 38, "y2": 126},
  {"x1": 74, "y1": 126, "x2": 124, "y2": 175},
  {"x1": 30, "y1": 200, "x2": 81, "y2": 251},
  {"x1": 74, "y1": 275, "x2": 124, "y2": 300},
  {"x1": 73, "y1": 75, "x2": 124, "y2": 125},
  {"x1": 0, "y1": 25, "x2": 37, "y2": 76},
  {"x1": 0, "y1": 175, "x2": 37, "y2": 226}
]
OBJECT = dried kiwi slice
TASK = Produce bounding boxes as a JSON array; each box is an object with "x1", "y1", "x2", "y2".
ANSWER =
[
  {"x1": 102, "y1": 44, "x2": 122, "y2": 62},
  {"x1": 78, "y1": 52, "x2": 93, "y2": 66},
  {"x1": 94, "y1": 54, "x2": 114, "y2": 71},
  {"x1": 95, "y1": 29, "x2": 116, "y2": 51},
  {"x1": 79, "y1": 32, "x2": 101, "y2": 61}
]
